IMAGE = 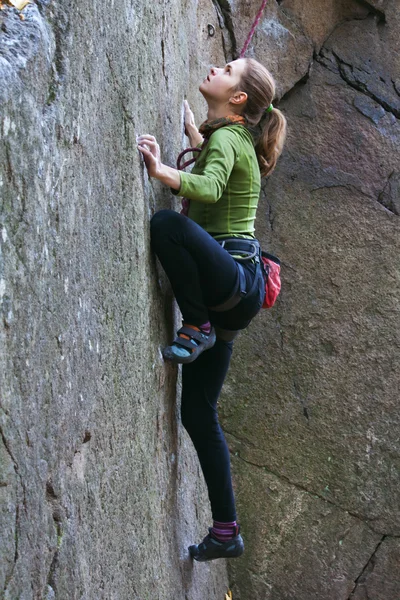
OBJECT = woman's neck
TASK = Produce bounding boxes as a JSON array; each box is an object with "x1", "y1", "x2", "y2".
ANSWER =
[{"x1": 207, "y1": 106, "x2": 240, "y2": 121}]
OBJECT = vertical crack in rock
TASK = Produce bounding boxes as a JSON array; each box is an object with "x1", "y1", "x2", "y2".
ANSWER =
[
  {"x1": 277, "y1": 62, "x2": 313, "y2": 104},
  {"x1": 160, "y1": 12, "x2": 166, "y2": 81},
  {"x1": 315, "y1": 46, "x2": 340, "y2": 74},
  {"x1": 46, "y1": 8, "x2": 68, "y2": 106},
  {"x1": 4, "y1": 143, "x2": 16, "y2": 189},
  {"x1": 377, "y1": 170, "x2": 400, "y2": 216},
  {"x1": 346, "y1": 535, "x2": 386, "y2": 599},
  {"x1": 45, "y1": 477, "x2": 65, "y2": 594},
  {"x1": 161, "y1": 38, "x2": 166, "y2": 79},
  {"x1": 46, "y1": 538, "x2": 60, "y2": 593},
  {"x1": 212, "y1": 0, "x2": 237, "y2": 60},
  {"x1": 266, "y1": 199, "x2": 275, "y2": 232},
  {"x1": 105, "y1": 52, "x2": 136, "y2": 128},
  {"x1": 293, "y1": 378, "x2": 310, "y2": 424},
  {"x1": 0, "y1": 427, "x2": 21, "y2": 595}
]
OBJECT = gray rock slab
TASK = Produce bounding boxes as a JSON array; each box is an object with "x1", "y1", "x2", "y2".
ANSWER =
[{"x1": 0, "y1": 0, "x2": 230, "y2": 597}]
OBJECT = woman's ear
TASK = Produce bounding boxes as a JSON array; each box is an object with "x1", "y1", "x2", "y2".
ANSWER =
[{"x1": 230, "y1": 91, "x2": 247, "y2": 107}]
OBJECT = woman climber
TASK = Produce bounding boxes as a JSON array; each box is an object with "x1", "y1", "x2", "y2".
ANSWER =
[{"x1": 137, "y1": 57, "x2": 287, "y2": 562}]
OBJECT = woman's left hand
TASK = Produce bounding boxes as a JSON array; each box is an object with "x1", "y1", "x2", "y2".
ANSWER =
[{"x1": 137, "y1": 134, "x2": 163, "y2": 179}]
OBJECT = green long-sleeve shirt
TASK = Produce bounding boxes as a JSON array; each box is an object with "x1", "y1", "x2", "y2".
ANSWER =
[{"x1": 171, "y1": 124, "x2": 261, "y2": 239}]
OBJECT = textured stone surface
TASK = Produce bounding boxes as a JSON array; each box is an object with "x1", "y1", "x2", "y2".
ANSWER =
[
  {"x1": 279, "y1": 0, "x2": 369, "y2": 52},
  {"x1": 0, "y1": 1, "x2": 229, "y2": 598},
  {"x1": 2, "y1": 0, "x2": 400, "y2": 598},
  {"x1": 220, "y1": 2, "x2": 400, "y2": 599},
  {"x1": 220, "y1": 0, "x2": 371, "y2": 98},
  {"x1": 227, "y1": 457, "x2": 385, "y2": 600},
  {"x1": 349, "y1": 536, "x2": 400, "y2": 600}
]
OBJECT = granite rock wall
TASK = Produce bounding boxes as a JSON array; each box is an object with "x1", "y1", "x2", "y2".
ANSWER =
[
  {"x1": 0, "y1": 1, "x2": 229, "y2": 598},
  {"x1": 1, "y1": 0, "x2": 399, "y2": 599}
]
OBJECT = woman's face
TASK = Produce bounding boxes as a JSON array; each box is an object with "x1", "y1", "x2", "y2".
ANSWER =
[{"x1": 199, "y1": 58, "x2": 247, "y2": 106}]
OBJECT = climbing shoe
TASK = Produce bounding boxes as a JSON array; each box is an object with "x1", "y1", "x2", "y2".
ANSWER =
[
  {"x1": 189, "y1": 526, "x2": 244, "y2": 562},
  {"x1": 162, "y1": 324, "x2": 216, "y2": 364}
]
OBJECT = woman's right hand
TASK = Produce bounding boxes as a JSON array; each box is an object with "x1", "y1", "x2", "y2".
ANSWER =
[{"x1": 184, "y1": 99, "x2": 197, "y2": 137}]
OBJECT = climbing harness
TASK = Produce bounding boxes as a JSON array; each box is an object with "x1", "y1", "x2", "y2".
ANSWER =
[
  {"x1": 208, "y1": 238, "x2": 281, "y2": 312},
  {"x1": 217, "y1": 238, "x2": 260, "y2": 262}
]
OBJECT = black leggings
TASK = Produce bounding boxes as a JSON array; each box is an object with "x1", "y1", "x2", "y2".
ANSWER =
[{"x1": 150, "y1": 209, "x2": 265, "y2": 521}]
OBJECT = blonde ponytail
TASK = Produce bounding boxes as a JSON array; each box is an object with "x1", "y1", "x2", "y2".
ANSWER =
[
  {"x1": 231, "y1": 58, "x2": 287, "y2": 178},
  {"x1": 255, "y1": 107, "x2": 287, "y2": 177}
]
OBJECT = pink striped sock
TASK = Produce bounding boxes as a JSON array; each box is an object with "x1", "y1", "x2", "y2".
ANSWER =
[
  {"x1": 210, "y1": 520, "x2": 238, "y2": 542},
  {"x1": 200, "y1": 321, "x2": 211, "y2": 334}
]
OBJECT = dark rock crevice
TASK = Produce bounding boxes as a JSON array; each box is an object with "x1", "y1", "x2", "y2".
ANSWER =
[
  {"x1": 0, "y1": 426, "x2": 27, "y2": 513},
  {"x1": 354, "y1": 0, "x2": 386, "y2": 24},
  {"x1": 347, "y1": 535, "x2": 386, "y2": 599},
  {"x1": 315, "y1": 45, "x2": 339, "y2": 74},
  {"x1": 212, "y1": 0, "x2": 237, "y2": 60},
  {"x1": 0, "y1": 427, "x2": 21, "y2": 596},
  {"x1": 44, "y1": 5, "x2": 68, "y2": 107},
  {"x1": 377, "y1": 170, "x2": 400, "y2": 216},
  {"x1": 276, "y1": 61, "x2": 313, "y2": 105},
  {"x1": 45, "y1": 477, "x2": 65, "y2": 596},
  {"x1": 293, "y1": 378, "x2": 311, "y2": 424},
  {"x1": 322, "y1": 48, "x2": 400, "y2": 120}
]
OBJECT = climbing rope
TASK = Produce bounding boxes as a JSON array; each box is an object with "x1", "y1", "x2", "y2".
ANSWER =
[
  {"x1": 175, "y1": 0, "x2": 270, "y2": 188},
  {"x1": 239, "y1": 0, "x2": 270, "y2": 57}
]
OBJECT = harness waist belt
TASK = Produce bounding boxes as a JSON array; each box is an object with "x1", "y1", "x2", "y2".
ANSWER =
[{"x1": 217, "y1": 238, "x2": 260, "y2": 261}]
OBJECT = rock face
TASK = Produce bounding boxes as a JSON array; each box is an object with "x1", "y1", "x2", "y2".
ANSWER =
[
  {"x1": 219, "y1": 1, "x2": 400, "y2": 599},
  {"x1": 0, "y1": 1, "x2": 229, "y2": 598},
  {"x1": 1, "y1": 0, "x2": 399, "y2": 599}
]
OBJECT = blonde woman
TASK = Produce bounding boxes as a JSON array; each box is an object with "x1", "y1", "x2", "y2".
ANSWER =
[{"x1": 138, "y1": 58, "x2": 287, "y2": 561}]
